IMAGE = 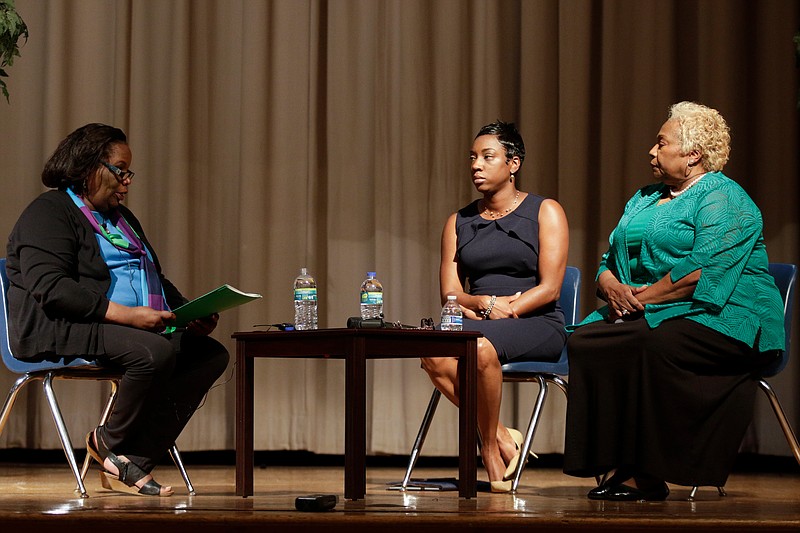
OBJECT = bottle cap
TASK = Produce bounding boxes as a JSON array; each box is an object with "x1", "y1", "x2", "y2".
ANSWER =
[
  {"x1": 447, "y1": 295, "x2": 457, "y2": 300},
  {"x1": 367, "y1": 271, "x2": 376, "y2": 278}
]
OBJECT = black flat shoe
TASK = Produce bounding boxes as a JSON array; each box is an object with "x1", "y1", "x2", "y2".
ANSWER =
[
  {"x1": 588, "y1": 483, "x2": 618, "y2": 500},
  {"x1": 587, "y1": 469, "x2": 633, "y2": 500},
  {"x1": 606, "y1": 482, "x2": 669, "y2": 502}
]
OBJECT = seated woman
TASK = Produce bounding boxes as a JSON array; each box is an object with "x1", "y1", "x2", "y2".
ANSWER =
[
  {"x1": 563, "y1": 102, "x2": 785, "y2": 501},
  {"x1": 6, "y1": 123, "x2": 229, "y2": 496},
  {"x1": 421, "y1": 121, "x2": 569, "y2": 492}
]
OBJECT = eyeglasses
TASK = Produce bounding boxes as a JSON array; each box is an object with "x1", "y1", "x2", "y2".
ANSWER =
[{"x1": 101, "y1": 161, "x2": 135, "y2": 184}]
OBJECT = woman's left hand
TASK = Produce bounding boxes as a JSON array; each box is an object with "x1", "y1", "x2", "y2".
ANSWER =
[{"x1": 186, "y1": 313, "x2": 219, "y2": 336}]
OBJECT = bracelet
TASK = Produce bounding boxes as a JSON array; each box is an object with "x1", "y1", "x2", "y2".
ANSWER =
[{"x1": 482, "y1": 295, "x2": 497, "y2": 319}]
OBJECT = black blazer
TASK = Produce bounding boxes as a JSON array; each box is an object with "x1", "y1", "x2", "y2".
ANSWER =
[{"x1": 5, "y1": 190, "x2": 186, "y2": 360}]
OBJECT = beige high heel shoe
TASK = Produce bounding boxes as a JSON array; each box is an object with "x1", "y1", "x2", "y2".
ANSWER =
[
  {"x1": 490, "y1": 480, "x2": 513, "y2": 493},
  {"x1": 503, "y1": 428, "x2": 538, "y2": 481}
]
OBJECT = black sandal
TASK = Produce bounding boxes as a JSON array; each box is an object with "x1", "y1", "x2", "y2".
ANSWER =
[
  {"x1": 98, "y1": 468, "x2": 171, "y2": 496},
  {"x1": 85, "y1": 428, "x2": 173, "y2": 497}
]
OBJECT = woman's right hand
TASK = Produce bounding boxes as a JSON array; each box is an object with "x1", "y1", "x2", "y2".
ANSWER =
[
  {"x1": 485, "y1": 292, "x2": 521, "y2": 319},
  {"x1": 598, "y1": 271, "x2": 644, "y2": 319},
  {"x1": 128, "y1": 307, "x2": 176, "y2": 331},
  {"x1": 104, "y1": 301, "x2": 176, "y2": 332}
]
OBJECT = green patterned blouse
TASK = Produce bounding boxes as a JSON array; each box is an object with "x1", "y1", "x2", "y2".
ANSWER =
[{"x1": 578, "y1": 171, "x2": 785, "y2": 353}]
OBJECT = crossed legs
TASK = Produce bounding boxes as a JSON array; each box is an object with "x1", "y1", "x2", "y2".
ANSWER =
[
  {"x1": 91, "y1": 325, "x2": 229, "y2": 495},
  {"x1": 421, "y1": 337, "x2": 518, "y2": 483}
]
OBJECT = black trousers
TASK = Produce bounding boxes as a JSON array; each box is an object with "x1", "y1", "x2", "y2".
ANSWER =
[
  {"x1": 94, "y1": 325, "x2": 229, "y2": 473},
  {"x1": 563, "y1": 317, "x2": 770, "y2": 487}
]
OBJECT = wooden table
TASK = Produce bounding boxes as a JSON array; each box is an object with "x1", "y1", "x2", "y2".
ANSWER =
[{"x1": 232, "y1": 328, "x2": 481, "y2": 500}]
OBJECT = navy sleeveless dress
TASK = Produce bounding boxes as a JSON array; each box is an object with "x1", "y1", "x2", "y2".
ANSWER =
[{"x1": 455, "y1": 194, "x2": 566, "y2": 362}]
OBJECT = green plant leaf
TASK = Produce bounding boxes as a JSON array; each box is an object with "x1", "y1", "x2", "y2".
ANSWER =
[{"x1": 0, "y1": 0, "x2": 28, "y2": 102}]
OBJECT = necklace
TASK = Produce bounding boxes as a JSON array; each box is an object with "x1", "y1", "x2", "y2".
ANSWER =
[
  {"x1": 482, "y1": 190, "x2": 520, "y2": 219},
  {"x1": 669, "y1": 173, "x2": 706, "y2": 198}
]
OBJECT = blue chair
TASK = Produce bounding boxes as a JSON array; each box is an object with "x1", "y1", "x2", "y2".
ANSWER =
[
  {"x1": 689, "y1": 262, "x2": 799, "y2": 500},
  {"x1": 0, "y1": 258, "x2": 194, "y2": 497},
  {"x1": 401, "y1": 266, "x2": 581, "y2": 492}
]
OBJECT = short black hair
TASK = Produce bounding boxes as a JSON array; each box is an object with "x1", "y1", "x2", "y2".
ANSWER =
[
  {"x1": 475, "y1": 121, "x2": 525, "y2": 163},
  {"x1": 41, "y1": 123, "x2": 127, "y2": 191}
]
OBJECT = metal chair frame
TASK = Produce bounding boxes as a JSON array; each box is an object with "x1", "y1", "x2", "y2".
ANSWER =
[
  {"x1": 688, "y1": 263, "x2": 799, "y2": 501},
  {"x1": 401, "y1": 266, "x2": 581, "y2": 492},
  {"x1": 0, "y1": 258, "x2": 194, "y2": 497}
]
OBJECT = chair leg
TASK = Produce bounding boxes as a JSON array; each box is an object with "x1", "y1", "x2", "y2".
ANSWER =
[
  {"x1": 400, "y1": 389, "x2": 442, "y2": 488},
  {"x1": 41, "y1": 373, "x2": 89, "y2": 498},
  {"x1": 688, "y1": 485, "x2": 726, "y2": 501},
  {"x1": 0, "y1": 374, "x2": 36, "y2": 438},
  {"x1": 511, "y1": 376, "x2": 548, "y2": 492},
  {"x1": 95, "y1": 380, "x2": 119, "y2": 426},
  {"x1": 685, "y1": 377, "x2": 787, "y2": 505},
  {"x1": 169, "y1": 445, "x2": 195, "y2": 495},
  {"x1": 510, "y1": 375, "x2": 568, "y2": 492},
  {"x1": 758, "y1": 379, "x2": 800, "y2": 466},
  {"x1": 80, "y1": 380, "x2": 119, "y2": 481}
]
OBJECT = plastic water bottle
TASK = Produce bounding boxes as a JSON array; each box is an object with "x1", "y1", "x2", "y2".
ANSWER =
[
  {"x1": 359, "y1": 271, "x2": 383, "y2": 319},
  {"x1": 293, "y1": 267, "x2": 318, "y2": 330},
  {"x1": 440, "y1": 295, "x2": 463, "y2": 331}
]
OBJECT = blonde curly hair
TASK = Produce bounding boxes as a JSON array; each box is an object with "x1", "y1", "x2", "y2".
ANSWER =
[{"x1": 668, "y1": 101, "x2": 731, "y2": 172}]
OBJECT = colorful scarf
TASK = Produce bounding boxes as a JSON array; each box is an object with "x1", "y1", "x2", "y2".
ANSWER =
[{"x1": 67, "y1": 189, "x2": 169, "y2": 311}]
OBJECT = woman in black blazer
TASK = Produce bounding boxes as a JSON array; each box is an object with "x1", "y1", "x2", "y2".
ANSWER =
[{"x1": 6, "y1": 123, "x2": 229, "y2": 496}]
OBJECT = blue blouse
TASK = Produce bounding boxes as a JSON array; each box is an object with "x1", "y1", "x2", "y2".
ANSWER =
[
  {"x1": 91, "y1": 212, "x2": 147, "y2": 307},
  {"x1": 66, "y1": 188, "x2": 148, "y2": 307}
]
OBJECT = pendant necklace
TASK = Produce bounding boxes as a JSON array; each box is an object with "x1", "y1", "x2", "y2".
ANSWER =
[{"x1": 483, "y1": 190, "x2": 520, "y2": 219}]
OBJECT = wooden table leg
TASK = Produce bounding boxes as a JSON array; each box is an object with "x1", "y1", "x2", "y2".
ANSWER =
[
  {"x1": 344, "y1": 336, "x2": 367, "y2": 500},
  {"x1": 235, "y1": 341, "x2": 254, "y2": 497},
  {"x1": 458, "y1": 338, "x2": 478, "y2": 498}
]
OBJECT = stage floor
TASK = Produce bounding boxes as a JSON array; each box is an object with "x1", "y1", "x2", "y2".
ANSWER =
[{"x1": 0, "y1": 462, "x2": 798, "y2": 532}]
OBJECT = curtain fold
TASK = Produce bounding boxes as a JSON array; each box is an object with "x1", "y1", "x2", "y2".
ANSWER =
[{"x1": 0, "y1": 0, "x2": 797, "y2": 459}]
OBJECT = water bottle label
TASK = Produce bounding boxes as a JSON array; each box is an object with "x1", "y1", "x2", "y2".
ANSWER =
[
  {"x1": 294, "y1": 288, "x2": 318, "y2": 301},
  {"x1": 441, "y1": 315, "x2": 463, "y2": 326},
  {"x1": 360, "y1": 291, "x2": 383, "y2": 305}
]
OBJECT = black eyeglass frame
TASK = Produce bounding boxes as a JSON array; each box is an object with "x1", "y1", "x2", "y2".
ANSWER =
[{"x1": 101, "y1": 161, "x2": 135, "y2": 183}]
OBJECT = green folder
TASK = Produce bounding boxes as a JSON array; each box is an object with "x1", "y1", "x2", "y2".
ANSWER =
[{"x1": 171, "y1": 284, "x2": 262, "y2": 327}]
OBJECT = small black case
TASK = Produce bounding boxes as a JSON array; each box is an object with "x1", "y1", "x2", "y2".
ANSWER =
[
  {"x1": 346, "y1": 316, "x2": 386, "y2": 328},
  {"x1": 294, "y1": 494, "x2": 338, "y2": 512}
]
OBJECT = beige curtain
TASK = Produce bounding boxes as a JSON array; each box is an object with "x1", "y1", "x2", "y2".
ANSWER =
[{"x1": 0, "y1": 0, "x2": 797, "y2": 459}]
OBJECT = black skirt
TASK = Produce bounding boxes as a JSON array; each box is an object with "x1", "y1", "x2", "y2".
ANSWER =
[{"x1": 562, "y1": 316, "x2": 770, "y2": 487}]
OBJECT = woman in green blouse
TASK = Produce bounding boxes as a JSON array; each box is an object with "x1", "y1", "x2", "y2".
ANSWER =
[{"x1": 562, "y1": 102, "x2": 784, "y2": 501}]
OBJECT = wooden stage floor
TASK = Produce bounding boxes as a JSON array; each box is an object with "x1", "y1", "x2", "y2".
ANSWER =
[{"x1": 0, "y1": 459, "x2": 798, "y2": 532}]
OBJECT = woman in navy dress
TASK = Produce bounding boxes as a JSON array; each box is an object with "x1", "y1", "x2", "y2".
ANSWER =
[{"x1": 421, "y1": 121, "x2": 569, "y2": 492}]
